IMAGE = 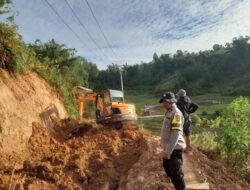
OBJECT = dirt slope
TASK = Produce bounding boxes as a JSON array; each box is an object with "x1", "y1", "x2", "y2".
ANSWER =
[{"x1": 0, "y1": 69, "x2": 67, "y2": 164}]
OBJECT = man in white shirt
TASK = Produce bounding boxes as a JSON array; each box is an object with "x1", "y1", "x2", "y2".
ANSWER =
[{"x1": 160, "y1": 92, "x2": 186, "y2": 190}]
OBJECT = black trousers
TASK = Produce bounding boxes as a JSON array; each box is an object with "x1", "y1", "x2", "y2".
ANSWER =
[
  {"x1": 183, "y1": 118, "x2": 191, "y2": 136},
  {"x1": 163, "y1": 149, "x2": 185, "y2": 190}
]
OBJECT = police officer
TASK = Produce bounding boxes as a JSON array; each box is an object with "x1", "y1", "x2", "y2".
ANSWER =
[
  {"x1": 160, "y1": 92, "x2": 186, "y2": 190},
  {"x1": 176, "y1": 89, "x2": 199, "y2": 152}
]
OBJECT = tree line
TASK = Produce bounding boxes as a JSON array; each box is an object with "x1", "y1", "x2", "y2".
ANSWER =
[
  {"x1": 29, "y1": 36, "x2": 250, "y2": 98},
  {"x1": 95, "y1": 36, "x2": 250, "y2": 96}
]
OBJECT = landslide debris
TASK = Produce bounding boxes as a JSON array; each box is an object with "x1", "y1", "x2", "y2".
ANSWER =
[
  {"x1": 1, "y1": 119, "x2": 250, "y2": 190},
  {"x1": 0, "y1": 119, "x2": 148, "y2": 190}
]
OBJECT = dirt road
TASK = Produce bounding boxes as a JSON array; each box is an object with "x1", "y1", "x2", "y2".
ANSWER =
[{"x1": 183, "y1": 153, "x2": 209, "y2": 189}]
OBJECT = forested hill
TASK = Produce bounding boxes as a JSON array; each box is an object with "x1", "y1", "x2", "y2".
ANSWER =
[{"x1": 94, "y1": 36, "x2": 250, "y2": 95}]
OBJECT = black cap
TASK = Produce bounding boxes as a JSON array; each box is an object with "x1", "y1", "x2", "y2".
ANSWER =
[{"x1": 159, "y1": 92, "x2": 177, "y2": 103}]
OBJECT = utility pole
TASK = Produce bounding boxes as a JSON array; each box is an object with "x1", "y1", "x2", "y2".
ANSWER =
[{"x1": 118, "y1": 65, "x2": 124, "y2": 102}]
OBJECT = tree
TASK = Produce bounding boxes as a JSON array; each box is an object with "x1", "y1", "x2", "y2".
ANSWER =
[
  {"x1": 29, "y1": 39, "x2": 79, "y2": 69},
  {"x1": 81, "y1": 59, "x2": 99, "y2": 88},
  {"x1": 153, "y1": 52, "x2": 159, "y2": 63},
  {"x1": 29, "y1": 39, "x2": 98, "y2": 88},
  {"x1": 213, "y1": 44, "x2": 223, "y2": 51},
  {"x1": 0, "y1": 0, "x2": 11, "y2": 14}
]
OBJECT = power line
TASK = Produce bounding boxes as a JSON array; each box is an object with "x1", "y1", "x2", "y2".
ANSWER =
[
  {"x1": 64, "y1": 0, "x2": 111, "y2": 63},
  {"x1": 84, "y1": 0, "x2": 121, "y2": 62},
  {"x1": 43, "y1": 0, "x2": 101, "y2": 61}
]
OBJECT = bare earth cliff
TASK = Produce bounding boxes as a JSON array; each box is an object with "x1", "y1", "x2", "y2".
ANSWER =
[{"x1": 0, "y1": 69, "x2": 67, "y2": 163}]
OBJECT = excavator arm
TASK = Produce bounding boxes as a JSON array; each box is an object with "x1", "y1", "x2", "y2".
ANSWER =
[{"x1": 74, "y1": 86, "x2": 97, "y2": 119}]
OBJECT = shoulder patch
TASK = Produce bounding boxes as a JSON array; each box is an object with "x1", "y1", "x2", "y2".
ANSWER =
[
  {"x1": 175, "y1": 113, "x2": 181, "y2": 122},
  {"x1": 171, "y1": 112, "x2": 182, "y2": 130}
]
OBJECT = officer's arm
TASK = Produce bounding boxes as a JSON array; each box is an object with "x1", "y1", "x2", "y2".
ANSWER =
[
  {"x1": 165, "y1": 130, "x2": 180, "y2": 157},
  {"x1": 160, "y1": 115, "x2": 170, "y2": 151}
]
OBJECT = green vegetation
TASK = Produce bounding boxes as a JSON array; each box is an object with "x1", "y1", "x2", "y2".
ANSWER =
[
  {"x1": 214, "y1": 97, "x2": 250, "y2": 173},
  {"x1": 0, "y1": 23, "x2": 33, "y2": 73},
  {"x1": 192, "y1": 97, "x2": 250, "y2": 181}
]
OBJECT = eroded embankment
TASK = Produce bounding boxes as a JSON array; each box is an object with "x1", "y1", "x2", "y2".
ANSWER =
[{"x1": 0, "y1": 69, "x2": 67, "y2": 163}]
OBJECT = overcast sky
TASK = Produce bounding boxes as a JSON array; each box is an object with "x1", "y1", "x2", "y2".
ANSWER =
[{"x1": 9, "y1": 0, "x2": 250, "y2": 69}]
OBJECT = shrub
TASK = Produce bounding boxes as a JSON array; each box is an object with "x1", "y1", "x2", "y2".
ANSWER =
[
  {"x1": 191, "y1": 114, "x2": 201, "y2": 125},
  {"x1": 201, "y1": 111, "x2": 208, "y2": 116},
  {"x1": 213, "y1": 97, "x2": 250, "y2": 168},
  {"x1": 214, "y1": 110, "x2": 221, "y2": 117},
  {"x1": 0, "y1": 23, "x2": 31, "y2": 73}
]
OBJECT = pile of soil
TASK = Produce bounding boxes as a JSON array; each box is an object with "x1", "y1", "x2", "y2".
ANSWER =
[{"x1": 0, "y1": 119, "x2": 148, "y2": 190}]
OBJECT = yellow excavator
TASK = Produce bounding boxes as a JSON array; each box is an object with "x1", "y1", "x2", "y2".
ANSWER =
[{"x1": 75, "y1": 86, "x2": 137, "y2": 124}]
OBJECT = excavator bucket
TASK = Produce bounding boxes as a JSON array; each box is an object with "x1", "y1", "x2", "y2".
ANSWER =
[{"x1": 39, "y1": 104, "x2": 59, "y2": 135}]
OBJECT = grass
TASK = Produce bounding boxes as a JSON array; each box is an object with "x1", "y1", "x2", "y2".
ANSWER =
[
  {"x1": 191, "y1": 124, "x2": 218, "y2": 150},
  {"x1": 191, "y1": 93, "x2": 237, "y2": 119},
  {"x1": 125, "y1": 90, "x2": 159, "y2": 114},
  {"x1": 125, "y1": 89, "x2": 164, "y2": 135},
  {"x1": 193, "y1": 94, "x2": 234, "y2": 111},
  {"x1": 126, "y1": 91, "x2": 235, "y2": 116},
  {"x1": 137, "y1": 117, "x2": 163, "y2": 136},
  {"x1": 126, "y1": 91, "x2": 239, "y2": 137},
  {"x1": 191, "y1": 93, "x2": 236, "y2": 101}
]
